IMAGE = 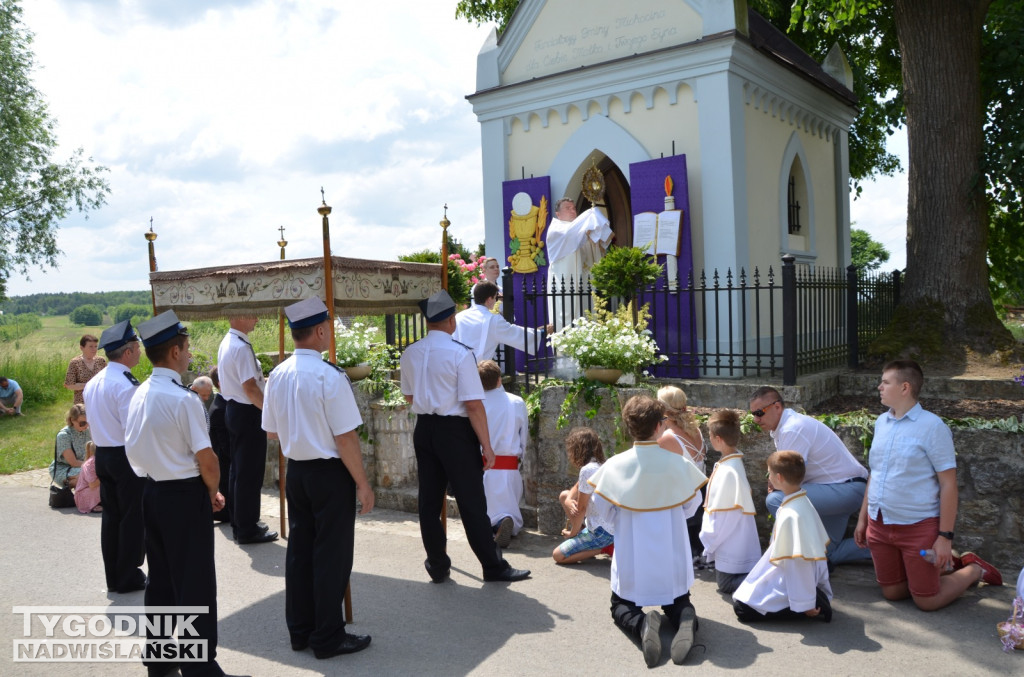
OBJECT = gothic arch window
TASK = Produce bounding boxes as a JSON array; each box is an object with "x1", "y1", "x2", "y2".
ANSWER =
[{"x1": 778, "y1": 132, "x2": 816, "y2": 264}]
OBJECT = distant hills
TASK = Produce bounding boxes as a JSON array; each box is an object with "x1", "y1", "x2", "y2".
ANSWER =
[{"x1": 0, "y1": 291, "x2": 150, "y2": 316}]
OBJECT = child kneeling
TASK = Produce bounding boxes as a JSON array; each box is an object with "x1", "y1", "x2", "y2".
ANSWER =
[
  {"x1": 699, "y1": 410, "x2": 761, "y2": 594},
  {"x1": 588, "y1": 396, "x2": 707, "y2": 667},
  {"x1": 553, "y1": 428, "x2": 612, "y2": 563},
  {"x1": 733, "y1": 450, "x2": 833, "y2": 622}
]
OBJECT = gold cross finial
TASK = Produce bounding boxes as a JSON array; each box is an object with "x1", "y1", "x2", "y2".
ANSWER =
[{"x1": 320, "y1": 186, "x2": 326, "y2": 204}]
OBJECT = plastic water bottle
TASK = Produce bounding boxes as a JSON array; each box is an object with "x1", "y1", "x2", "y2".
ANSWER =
[{"x1": 920, "y1": 549, "x2": 953, "y2": 571}]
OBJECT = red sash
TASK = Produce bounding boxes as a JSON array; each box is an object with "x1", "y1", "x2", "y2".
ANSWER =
[{"x1": 487, "y1": 455, "x2": 520, "y2": 470}]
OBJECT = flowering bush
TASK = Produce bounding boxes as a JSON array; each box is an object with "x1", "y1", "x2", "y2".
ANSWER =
[
  {"x1": 548, "y1": 294, "x2": 666, "y2": 373},
  {"x1": 335, "y1": 321, "x2": 377, "y2": 367}
]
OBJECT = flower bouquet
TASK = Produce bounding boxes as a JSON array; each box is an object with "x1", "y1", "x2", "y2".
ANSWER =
[
  {"x1": 998, "y1": 596, "x2": 1024, "y2": 652},
  {"x1": 335, "y1": 321, "x2": 377, "y2": 368},
  {"x1": 548, "y1": 294, "x2": 666, "y2": 375}
]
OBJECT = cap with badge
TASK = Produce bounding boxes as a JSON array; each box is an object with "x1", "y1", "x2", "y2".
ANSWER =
[
  {"x1": 418, "y1": 290, "x2": 456, "y2": 323},
  {"x1": 137, "y1": 310, "x2": 189, "y2": 348},
  {"x1": 99, "y1": 320, "x2": 139, "y2": 352},
  {"x1": 285, "y1": 296, "x2": 330, "y2": 329}
]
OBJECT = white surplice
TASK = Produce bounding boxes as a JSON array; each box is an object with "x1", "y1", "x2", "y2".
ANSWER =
[
  {"x1": 481, "y1": 386, "x2": 528, "y2": 532},
  {"x1": 699, "y1": 453, "x2": 762, "y2": 574}
]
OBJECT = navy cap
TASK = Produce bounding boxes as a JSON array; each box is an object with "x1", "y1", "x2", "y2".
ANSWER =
[
  {"x1": 137, "y1": 310, "x2": 189, "y2": 348},
  {"x1": 418, "y1": 290, "x2": 456, "y2": 323},
  {"x1": 98, "y1": 321, "x2": 138, "y2": 352},
  {"x1": 285, "y1": 297, "x2": 330, "y2": 329}
]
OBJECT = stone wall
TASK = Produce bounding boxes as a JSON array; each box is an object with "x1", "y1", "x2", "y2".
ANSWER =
[{"x1": 265, "y1": 384, "x2": 1023, "y2": 571}]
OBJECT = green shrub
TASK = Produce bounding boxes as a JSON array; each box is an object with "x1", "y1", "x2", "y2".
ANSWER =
[
  {"x1": 113, "y1": 303, "x2": 151, "y2": 324},
  {"x1": 69, "y1": 305, "x2": 103, "y2": 326}
]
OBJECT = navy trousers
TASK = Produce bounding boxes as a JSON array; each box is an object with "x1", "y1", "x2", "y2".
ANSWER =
[
  {"x1": 225, "y1": 400, "x2": 266, "y2": 539},
  {"x1": 94, "y1": 446, "x2": 146, "y2": 591}
]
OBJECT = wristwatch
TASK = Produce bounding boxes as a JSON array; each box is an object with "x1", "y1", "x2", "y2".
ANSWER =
[{"x1": 937, "y1": 531, "x2": 955, "y2": 541}]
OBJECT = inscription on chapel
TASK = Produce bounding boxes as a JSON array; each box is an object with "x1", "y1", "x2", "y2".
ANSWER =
[{"x1": 505, "y1": 5, "x2": 701, "y2": 83}]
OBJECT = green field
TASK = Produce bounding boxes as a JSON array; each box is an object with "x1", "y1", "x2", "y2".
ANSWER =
[{"x1": 0, "y1": 315, "x2": 304, "y2": 475}]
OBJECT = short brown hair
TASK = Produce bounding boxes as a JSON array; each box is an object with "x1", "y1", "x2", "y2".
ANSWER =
[
  {"x1": 565, "y1": 428, "x2": 604, "y2": 469},
  {"x1": 290, "y1": 325, "x2": 315, "y2": 343},
  {"x1": 145, "y1": 334, "x2": 188, "y2": 365},
  {"x1": 477, "y1": 360, "x2": 501, "y2": 390},
  {"x1": 708, "y1": 409, "x2": 741, "y2": 448},
  {"x1": 622, "y1": 395, "x2": 666, "y2": 441},
  {"x1": 80, "y1": 334, "x2": 98, "y2": 347},
  {"x1": 473, "y1": 281, "x2": 500, "y2": 306},
  {"x1": 883, "y1": 359, "x2": 924, "y2": 398},
  {"x1": 767, "y1": 450, "x2": 805, "y2": 486}
]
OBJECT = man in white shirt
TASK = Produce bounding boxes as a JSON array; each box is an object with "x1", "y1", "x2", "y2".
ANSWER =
[
  {"x1": 589, "y1": 395, "x2": 707, "y2": 667},
  {"x1": 126, "y1": 310, "x2": 240, "y2": 677},
  {"x1": 749, "y1": 386, "x2": 872, "y2": 569},
  {"x1": 477, "y1": 360, "x2": 528, "y2": 547},
  {"x1": 453, "y1": 282, "x2": 552, "y2": 363},
  {"x1": 217, "y1": 316, "x2": 277, "y2": 544},
  {"x1": 83, "y1": 320, "x2": 147, "y2": 593},
  {"x1": 263, "y1": 297, "x2": 374, "y2": 659},
  {"x1": 400, "y1": 290, "x2": 530, "y2": 584}
]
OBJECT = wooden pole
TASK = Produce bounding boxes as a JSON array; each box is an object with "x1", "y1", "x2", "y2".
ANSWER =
[
  {"x1": 439, "y1": 205, "x2": 450, "y2": 535},
  {"x1": 319, "y1": 189, "x2": 352, "y2": 623},
  {"x1": 277, "y1": 226, "x2": 288, "y2": 540},
  {"x1": 145, "y1": 218, "x2": 158, "y2": 315}
]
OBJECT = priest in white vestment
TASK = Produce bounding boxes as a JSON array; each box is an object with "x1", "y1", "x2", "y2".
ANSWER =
[
  {"x1": 545, "y1": 198, "x2": 613, "y2": 331},
  {"x1": 733, "y1": 450, "x2": 833, "y2": 623},
  {"x1": 477, "y1": 360, "x2": 528, "y2": 547},
  {"x1": 588, "y1": 395, "x2": 708, "y2": 667}
]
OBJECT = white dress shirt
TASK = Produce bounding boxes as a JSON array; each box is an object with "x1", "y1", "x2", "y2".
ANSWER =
[
  {"x1": 400, "y1": 330, "x2": 484, "y2": 417},
  {"x1": 83, "y1": 361, "x2": 138, "y2": 447},
  {"x1": 125, "y1": 367, "x2": 211, "y2": 481},
  {"x1": 216, "y1": 328, "x2": 264, "y2": 404},
  {"x1": 771, "y1": 408, "x2": 868, "y2": 484},
  {"x1": 262, "y1": 349, "x2": 362, "y2": 461},
  {"x1": 453, "y1": 303, "x2": 543, "y2": 362}
]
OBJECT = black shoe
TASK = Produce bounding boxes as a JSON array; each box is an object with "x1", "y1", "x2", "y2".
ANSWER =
[
  {"x1": 483, "y1": 567, "x2": 531, "y2": 582},
  {"x1": 257, "y1": 520, "x2": 270, "y2": 531},
  {"x1": 815, "y1": 587, "x2": 833, "y2": 623},
  {"x1": 424, "y1": 559, "x2": 450, "y2": 584},
  {"x1": 116, "y1": 572, "x2": 148, "y2": 593},
  {"x1": 495, "y1": 517, "x2": 514, "y2": 548},
  {"x1": 640, "y1": 610, "x2": 662, "y2": 668},
  {"x1": 670, "y1": 605, "x2": 696, "y2": 665},
  {"x1": 236, "y1": 530, "x2": 279, "y2": 544},
  {"x1": 313, "y1": 633, "x2": 371, "y2": 659}
]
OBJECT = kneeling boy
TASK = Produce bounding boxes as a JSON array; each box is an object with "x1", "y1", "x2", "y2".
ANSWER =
[
  {"x1": 733, "y1": 450, "x2": 833, "y2": 622},
  {"x1": 589, "y1": 396, "x2": 707, "y2": 667}
]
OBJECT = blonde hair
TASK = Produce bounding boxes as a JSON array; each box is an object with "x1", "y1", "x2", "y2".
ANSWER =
[
  {"x1": 85, "y1": 441, "x2": 97, "y2": 460},
  {"x1": 66, "y1": 403, "x2": 86, "y2": 427},
  {"x1": 657, "y1": 385, "x2": 699, "y2": 437}
]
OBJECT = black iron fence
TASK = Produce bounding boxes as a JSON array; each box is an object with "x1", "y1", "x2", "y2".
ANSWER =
[{"x1": 382, "y1": 255, "x2": 901, "y2": 387}]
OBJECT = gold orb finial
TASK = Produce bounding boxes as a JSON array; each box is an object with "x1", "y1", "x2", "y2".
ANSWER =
[
  {"x1": 317, "y1": 186, "x2": 332, "y2": 216},
  {"x1": 440, "y1": 203, "x2": 450, "y2": 231},
  {"x1": 277, "y1": 225, "x2": 288, "y2": 249},
  {"x1": 144, "y1": 217, "x2": 157, "y2": 242}
]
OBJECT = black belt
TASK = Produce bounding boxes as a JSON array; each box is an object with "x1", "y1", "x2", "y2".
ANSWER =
[
  {"x1": 148, "y1": 476, "x2": 203, "y2": 486},
  {"x1": 846, "y1": 477, "x2": 867, "y2": 484}
]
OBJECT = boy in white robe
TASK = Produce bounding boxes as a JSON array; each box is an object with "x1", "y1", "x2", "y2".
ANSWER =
[
  {"x1": 733, "y1": 450, "x2": 833, "y2": 623},
  {"x1": 478, "y1": 360, "x2": 528, "y2": 548},
  {"x1": 589, "y1": 396, "x2": 707, "y2": 667},
  {"x1": 699, "y1": 410, "x2": 762, "y2": 594}
]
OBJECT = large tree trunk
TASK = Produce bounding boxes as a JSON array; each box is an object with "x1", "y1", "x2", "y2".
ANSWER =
[{"x1": 876, "y1": 0, "x2": 1013, "y2": 360}]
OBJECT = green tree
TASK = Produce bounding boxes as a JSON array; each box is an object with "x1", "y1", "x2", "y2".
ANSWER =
[
  {"x1": 69, "y1": 304, "x2": 102, "y2": 326},
  {"x1": 455, "y1": 0, "x2": 520, "y2": 32},
  {"x1": 0, "y1": 0, "x2": 110, "y2": 301},
  {"x1": 113, "y1": 303, "x2": 151, "y2": 324},
  {"x1": 850, "y1": 228, "x2": 891, "y2": 272}
]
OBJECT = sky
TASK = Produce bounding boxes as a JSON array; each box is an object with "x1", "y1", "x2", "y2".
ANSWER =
[{"x1": 7, "y1": 0, "x2": 907, "y2": 297}]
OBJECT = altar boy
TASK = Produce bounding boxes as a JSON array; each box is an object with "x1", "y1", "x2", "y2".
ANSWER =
[
  {"x1": 733, "y1": 450, "x2": 833, "y2": 622},
  {"x1": 588, "y1": 395, "x2": 707, "y2": 667},
  {"x1": 477, "y1": 360, "x2": 528, "y2": 548}
]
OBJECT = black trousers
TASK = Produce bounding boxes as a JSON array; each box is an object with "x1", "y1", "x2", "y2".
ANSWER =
[
  {"x1": 225, "y1": 400, "x2": 266, "y2": 539},
  {"x1": 611, "y1": 591, "x2": 694, "y2": 641},
  {"x1": 208, "y1": 400, "x2": 231, "y2": 522},
  {"x1": 143, "y1": 477, "x2": 223, "y2": 677},
  {"x1": 285, "y1": 458, "x2": 355, "y2": 651},
  {"x1": 94, "y1": 446, "x2": 146, "y2": 591},
  {"x1": 414, "y1": 414, "x2": 507, "y2": 578}
]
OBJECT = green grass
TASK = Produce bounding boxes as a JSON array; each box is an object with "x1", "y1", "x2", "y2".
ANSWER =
[{"x1": 0, "y1": 314, "x2": 386, "y2": 475}]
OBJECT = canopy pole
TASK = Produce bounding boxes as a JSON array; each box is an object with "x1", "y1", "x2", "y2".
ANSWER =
[
  {"x1": 145, "y1": 218, "x2": 158, "y2": 315},
  {"x1": 276, "y1": 227, "x2": 288, "y2": 540}
]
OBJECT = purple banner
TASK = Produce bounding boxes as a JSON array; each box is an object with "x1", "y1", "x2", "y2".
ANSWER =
[{"x1": 629, "y1": 155, "x2": 698, "y2": 378}]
